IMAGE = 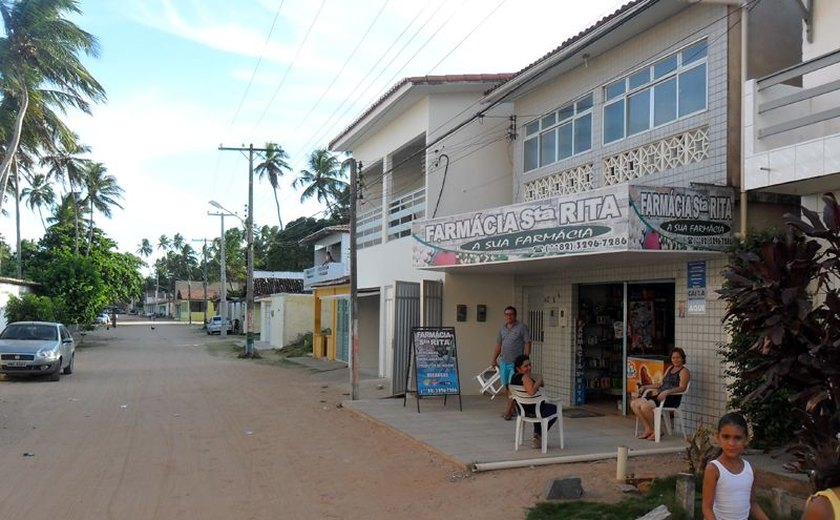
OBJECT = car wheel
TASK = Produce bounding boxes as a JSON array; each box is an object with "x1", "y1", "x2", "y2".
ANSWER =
[
  {"x1": 63, "y1": 353, "x2": 74, "y2": 375},
  {"x1": 49, "y1": 360, "x2": 61, "y2": 382}
]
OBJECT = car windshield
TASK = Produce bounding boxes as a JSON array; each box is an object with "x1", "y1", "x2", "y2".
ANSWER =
[{"x1": 0, "y1": 324, "x2": 58, "y2": 341}]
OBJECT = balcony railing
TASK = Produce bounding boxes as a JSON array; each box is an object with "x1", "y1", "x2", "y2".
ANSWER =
[
  {"x1": 388, "y1": 187, "x2": 425, "y2": 240},
  {"x1": 752, "y1": 48, "x2": 840, "y2": 147},
  {"x1": 357, "y1": 207, "x2": 382, "y2": 249},
  {"x1": 303, "y1": 261, "x2": 350, "y2": 290}
]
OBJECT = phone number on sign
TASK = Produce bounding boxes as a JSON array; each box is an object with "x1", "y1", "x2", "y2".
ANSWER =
[{"x1": 541, "y1": 236, "x2": 628, "y2": 253}]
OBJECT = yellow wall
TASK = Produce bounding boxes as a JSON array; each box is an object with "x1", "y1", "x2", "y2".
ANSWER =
[{"x1": 312, "y1": 285, "x2": 349, "y2": 360}]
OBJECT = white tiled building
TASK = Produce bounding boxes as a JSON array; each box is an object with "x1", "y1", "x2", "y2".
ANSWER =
[{"x1": 330, "y1": 74, "x2": 515, "y2": 393}]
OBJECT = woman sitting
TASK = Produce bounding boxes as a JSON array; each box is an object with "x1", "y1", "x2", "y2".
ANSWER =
[
  {"x1": 510, "y1": 354, "x2": 557, "y2": 449},
  {"x1": 630, "y1": 347, "x2": 691, "y2": 440}
]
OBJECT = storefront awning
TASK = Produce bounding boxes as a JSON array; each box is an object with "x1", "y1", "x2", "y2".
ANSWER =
[{"x1": 413, "y1": 184, "x2": 734, "y2": 273}]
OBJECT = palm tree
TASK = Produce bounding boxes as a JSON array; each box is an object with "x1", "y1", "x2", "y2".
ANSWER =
[
  {"x1": 46, "y1": 192, "x2": 86, "y2": 227},
  {"x1": 80, "y1": 162, "x2": 123, "y2": 255},
  {"x1": 157, "y1": 234, "x2": 171, "y2": 252},
  {"x1": 21, "y1": 173, "x2": 55, "y2": 231},
  {"x1": 172, "y1": 233, "x2": 185, "y2": 252},
  {"x1": 137, "y1": 238, "x2": 153, "y2": 261},
  {"x1": 40, "y1": 135, "x2": 91, "y2": 254},
  {"x1": 254, "y1": 142, "x2": 291, "y2": 229},
  {"x1": 0, "y1": 0, "x2": 106, "y2": 214},
  {"x1": 293, "y1": 149, "x2": 348, "y2": 214}
]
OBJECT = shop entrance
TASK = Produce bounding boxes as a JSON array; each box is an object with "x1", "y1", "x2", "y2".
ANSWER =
[{"x1": 575, "y1": 281, "x2": 675, "y2": 415}]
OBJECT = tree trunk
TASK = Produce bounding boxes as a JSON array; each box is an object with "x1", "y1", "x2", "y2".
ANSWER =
[
  {"x1": 273, "y1": 190, "x2": 283, "y2": 230},
  {"x1": 86, "y1": 198, "x2": 93, "y2": 256},
  {"x1": 0, "y1": 87, "x2": 29, "y2": 216},
  {"x1": 14, "y1": 160, "x2": 21, "y2": 278}
]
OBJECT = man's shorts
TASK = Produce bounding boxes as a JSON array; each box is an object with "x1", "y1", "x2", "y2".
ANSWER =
[{"x1": 498, "y1": 361, "x2": 514, "y2": 387}]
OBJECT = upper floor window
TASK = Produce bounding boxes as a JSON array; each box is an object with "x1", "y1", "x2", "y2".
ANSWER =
[
  {"x1": 603, "y1": 39, "x2": 708, "y2": 145},
  {"x1": 524, "y1": 93, "x2": 593, "y2": 172}
]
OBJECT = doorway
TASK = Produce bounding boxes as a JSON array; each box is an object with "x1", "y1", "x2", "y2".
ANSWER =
[{"x1": 576, "y1": 281, "x2": 675, "y2": 415}]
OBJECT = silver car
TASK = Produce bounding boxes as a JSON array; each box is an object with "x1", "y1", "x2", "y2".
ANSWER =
[
  {"x1": 0, "y1": 321, "x2": 75, "y2": 381},
  {"x1": 206, "y1": 316, "x2": 233, "y2": 335}
]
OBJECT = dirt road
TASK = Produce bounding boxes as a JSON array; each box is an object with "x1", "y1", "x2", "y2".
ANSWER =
[{"x1": 0, "y1": 323, "x2": 683, "y2": 520}]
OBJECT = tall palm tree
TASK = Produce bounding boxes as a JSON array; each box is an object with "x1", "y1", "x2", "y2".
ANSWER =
[
  {"x1": 172, "y1": 233, "x2": 185, "y2": 252},
  {"x1": 254, "y1": 142, "x2": 291, "y2": 229},
  {"x1": 81, "y1": 162, "x2": 123, "y2": 255},
  {"x1": 157, "y1": 234, "x2": 171, "y2": 252},
  {"x1": 293, "y1": 149, "x2": 348, "y2": 214},
  {"x1": 137, "y1": 238, "x2": 153, "y2": 261},
  {"x1": 40, "y1": 134, "x2": 91, "y2": 254},
  {"x1": 46, "y1": 192, "x2": 86, "y2": 227},
  {"x1": 21, "y1": 173, "x2": 55, "y2": 231},
  {"x1": 0, "y1": 0, "x2": 106, "y2": 214}
]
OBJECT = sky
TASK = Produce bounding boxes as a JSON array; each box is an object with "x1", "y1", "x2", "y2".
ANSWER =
[{"x1": 1, "y1": 0, "x2": 629, "y2": 272}]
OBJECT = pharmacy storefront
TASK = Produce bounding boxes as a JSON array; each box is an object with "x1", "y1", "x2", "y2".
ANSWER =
[{"x1": 414, "y1": 184, "x2": 733, "y2": 423}]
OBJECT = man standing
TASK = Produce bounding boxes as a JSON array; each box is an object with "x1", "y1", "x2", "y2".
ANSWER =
[{"x1": 492, "y1": 306, "x2": 531, "y2": 420}]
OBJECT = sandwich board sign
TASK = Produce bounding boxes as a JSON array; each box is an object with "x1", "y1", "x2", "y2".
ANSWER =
[{"x1": 403, "y1": 327, "x2": 462, "y2": 412}]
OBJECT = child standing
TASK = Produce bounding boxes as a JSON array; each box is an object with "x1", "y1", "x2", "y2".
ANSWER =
[{"x1": 702, "y1": 412, "x2": 769, "y2": 520}]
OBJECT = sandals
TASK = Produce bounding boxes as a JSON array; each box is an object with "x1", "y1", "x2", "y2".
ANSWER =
[
  {"x1": 638, "y1": 431, "x2": 655, "y2": 440},
  {"x1": 501, "y1": 413, "x2": 513, "y2": 421}
]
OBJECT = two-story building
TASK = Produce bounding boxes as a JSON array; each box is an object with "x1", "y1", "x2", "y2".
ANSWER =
[
  {"x1": 412, "y1": 0, "x2": 804, "y2": 427},
  {"x1": 300, "y1": 225, "x2": 351, "y2": 362},
  {"x1": 330, "y1": 74, "x2": 516, "y2": 394}
]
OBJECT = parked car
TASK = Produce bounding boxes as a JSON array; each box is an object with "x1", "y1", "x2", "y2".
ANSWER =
[
  {"x1": 0, "y1": 321, "x2": 75, "y2": 381},
  {"x1": 95, "y1": 313, "x2": 110, "y2": 325},
  {"x1": 206, "y1": 316, "x2": 233, "y2": 335}
]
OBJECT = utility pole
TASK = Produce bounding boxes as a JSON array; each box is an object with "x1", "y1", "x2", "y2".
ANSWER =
[
  {"x1": 216, "y1": 143, "x2": 271, "y2": 357},
  {"x1": 348, "y1": 159, "x2": 360, "y2": 400},
  {"x1": 191, "y1": 238, "x2": 210, "y2": 327},
  {"x1": 209, "y1": 206, "x2": 235, "y2": 338}
]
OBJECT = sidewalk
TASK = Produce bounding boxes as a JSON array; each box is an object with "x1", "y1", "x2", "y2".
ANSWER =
[{"x1": 284, "y1": 355, "x2": 812, "y2": 497}]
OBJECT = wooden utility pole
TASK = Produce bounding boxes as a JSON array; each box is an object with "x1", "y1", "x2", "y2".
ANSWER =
[
  {"x1": 349, "y1": 159, "x2": 360, "y2": 400},
  {"x1": 218, "y1": 144, "x2": 272, "y2": 357}
]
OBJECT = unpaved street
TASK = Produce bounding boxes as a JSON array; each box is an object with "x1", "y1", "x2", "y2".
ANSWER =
[{"x1": 0, "y1": 323, "x2": 683, "y2": 520}]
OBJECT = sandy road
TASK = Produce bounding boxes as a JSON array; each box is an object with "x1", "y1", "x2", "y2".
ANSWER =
[{"x1": 0, "y1": 323, "x2": 684, "y2": 520}]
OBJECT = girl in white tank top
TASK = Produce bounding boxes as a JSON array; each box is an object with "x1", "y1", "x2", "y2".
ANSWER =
[{"x1": 701, "y1": 412, "x2": 769, "y2": 520}]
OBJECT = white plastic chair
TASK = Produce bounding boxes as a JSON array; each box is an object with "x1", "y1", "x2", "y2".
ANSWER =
[
  {"x1": 509, "y1": 385, "x2": 564, "y2": 453},
  {"x1": 634, "y1": 381, "x2": 691, "y2": 443},
  {"x1": 475, "y1": 365, "x2": 504, "y2": 399}
]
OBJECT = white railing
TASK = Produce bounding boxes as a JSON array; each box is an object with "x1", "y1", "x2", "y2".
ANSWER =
[
  {"x1": 303, "y1": 262, "x2": 350, "y2": 290},
  {"x1": 752, "y1": 48, "x2": 840, "y2": 147},
  {"x1": 388, "y1": 187, "x2": 425, "y2": 240},
  {"x1": 357, "y1": 206, "x2": 382, "y2": 249}
]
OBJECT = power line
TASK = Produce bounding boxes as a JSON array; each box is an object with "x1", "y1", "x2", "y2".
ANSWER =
[
  {"x1": 249, "y1": 0, "x2": 328, "y2": 138},
  {"x1": 226, "y1": 0, "x2": 286, "y2": 137}
]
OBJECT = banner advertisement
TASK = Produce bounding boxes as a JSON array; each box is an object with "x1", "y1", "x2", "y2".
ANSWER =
[
  {"x1": 628, "y1": 185, "x2": 734, "y2": 252},
  {"x1": 412, "y1": 184, "x2": 734, "y2": 268},
  {"x1": 412, "y1": 328, "x2": 460, "y2": 396},
  {"x1": 413, "y1": 185, "x2": 629, "y2": 267},
  {"x1": 626, "y1": 356, "x2": 667, "y2": 395}
]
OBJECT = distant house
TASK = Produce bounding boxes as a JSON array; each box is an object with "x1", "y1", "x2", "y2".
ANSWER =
[{"x1": 300, "y1": 226, "x2": 350, "y2": 362}]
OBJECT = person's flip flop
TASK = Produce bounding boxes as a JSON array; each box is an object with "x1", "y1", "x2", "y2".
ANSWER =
[
  {"x1": 502, "y1": 413, "x2": 513, "y2": 421},
  {"x1": 638, "y1": 432, "x2": 654, "y2": 440}
]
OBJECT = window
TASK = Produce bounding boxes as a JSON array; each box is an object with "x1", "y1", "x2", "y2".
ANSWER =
[
  {"x1": 523, "y1": 93, "x2": 593, "y2": 172},
  {"x1": 603, "y1": 39, "x2": 708, "y2": 144}
]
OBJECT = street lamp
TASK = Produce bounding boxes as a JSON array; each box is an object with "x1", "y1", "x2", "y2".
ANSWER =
[{"x1": 209, "y1": 200, "x2": 239, "y2": 338}]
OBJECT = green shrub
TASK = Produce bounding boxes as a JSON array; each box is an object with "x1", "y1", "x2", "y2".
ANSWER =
[{"x1": 4, "y1": 293, "x2": 66, "y2": 323}]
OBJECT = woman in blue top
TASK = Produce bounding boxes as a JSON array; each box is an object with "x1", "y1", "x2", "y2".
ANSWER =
[{"x1": 630, "y1": 347, "x2": 690, "y2": 440}]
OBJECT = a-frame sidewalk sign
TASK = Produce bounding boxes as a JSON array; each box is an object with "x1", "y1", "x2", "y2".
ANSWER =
[{"x1": 403, "y1": 327, "x2": 463, "y2": 413}]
